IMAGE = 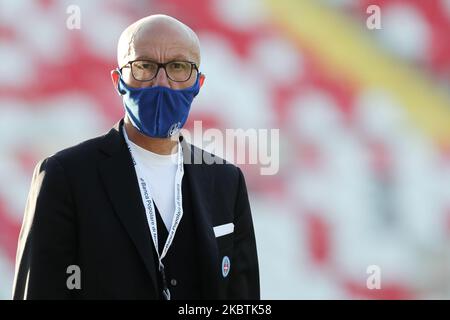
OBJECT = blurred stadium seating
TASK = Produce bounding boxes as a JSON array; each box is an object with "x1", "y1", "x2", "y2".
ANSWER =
[{"x1": 0, "y1": 0, "x2": 450, "y2": 299}]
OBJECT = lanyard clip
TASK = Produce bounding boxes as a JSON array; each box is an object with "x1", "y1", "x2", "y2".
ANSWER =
[
  {"x1": 159, "y1": 262, "x2": 171, "y2": 300},
  {"x1": 162, "y1": 287, "x2": 171, "y2": 300}
]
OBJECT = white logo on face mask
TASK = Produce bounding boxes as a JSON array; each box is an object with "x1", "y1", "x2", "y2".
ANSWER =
[{"x1": 168, "y1": 122, "x2": 181, "y2": 137}]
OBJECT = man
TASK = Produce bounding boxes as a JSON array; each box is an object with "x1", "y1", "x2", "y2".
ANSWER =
[{"x1": 13, "y1": 14, "x2": 259, "y2": 300}]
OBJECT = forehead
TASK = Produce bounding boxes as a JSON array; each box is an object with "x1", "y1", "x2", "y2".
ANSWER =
[
  {"x1": 132, "y1": 45, "x2": 194, "y2": 61},
  {"x1": 130, "y1": 28, "x2": 197, "y2": 62}
]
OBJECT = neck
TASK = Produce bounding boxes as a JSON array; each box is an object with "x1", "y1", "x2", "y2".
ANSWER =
[{"x1": 124, "y1": 118, "x2": 179, "y2": 155}]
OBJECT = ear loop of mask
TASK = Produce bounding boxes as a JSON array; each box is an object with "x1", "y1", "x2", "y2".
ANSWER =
[{"x1": 116, "y1": 69, "x2": 126, "y2": 95}]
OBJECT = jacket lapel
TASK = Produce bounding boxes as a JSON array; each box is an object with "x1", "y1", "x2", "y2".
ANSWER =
[
  {"x1": 181, "y1": 140, "x2": 221, "y2": 299},
  {"x1": 97, "y1": 121, "x2": 159, "y2": 296}
]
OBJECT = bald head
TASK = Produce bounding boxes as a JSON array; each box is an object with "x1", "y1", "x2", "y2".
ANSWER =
[{"x1": 117, "y1": 14, "x2": 201, "y2": 68}]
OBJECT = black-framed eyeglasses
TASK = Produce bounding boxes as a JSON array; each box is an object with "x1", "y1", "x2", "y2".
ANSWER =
[{"x1": 119, "y1": 60, "x2": 198, "y2": 82}]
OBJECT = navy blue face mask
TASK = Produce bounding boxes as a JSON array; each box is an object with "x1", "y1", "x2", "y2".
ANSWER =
[{"x1": 117, "y1": 71, "x2": 201, "y2": 138}]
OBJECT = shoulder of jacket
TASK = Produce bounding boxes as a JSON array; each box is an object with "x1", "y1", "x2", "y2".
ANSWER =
[{"x1": 44, "y1": 131, "x2": 111, "y2": 168}]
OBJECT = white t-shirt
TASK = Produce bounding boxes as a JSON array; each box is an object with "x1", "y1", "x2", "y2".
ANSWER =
[{"x1": 126, "y1": 139, "x2": 179, "y2": 231}]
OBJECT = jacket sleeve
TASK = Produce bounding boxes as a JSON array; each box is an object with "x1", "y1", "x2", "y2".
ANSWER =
[
  {"x1": 227, "y1": 167, "x2": 260, "y2": 299},
  {"x1": 12, "y1": 156, "x2": 77, "y2": 300}
]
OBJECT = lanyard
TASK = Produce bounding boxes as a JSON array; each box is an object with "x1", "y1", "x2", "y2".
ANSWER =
[{"x1": 123, "y1": 127, "x2": 184, "y2": 300}]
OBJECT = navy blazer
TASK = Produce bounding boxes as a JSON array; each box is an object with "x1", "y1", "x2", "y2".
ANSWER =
[{"x1": 12, "y1": 120, "x2": 260, "y2": 299}]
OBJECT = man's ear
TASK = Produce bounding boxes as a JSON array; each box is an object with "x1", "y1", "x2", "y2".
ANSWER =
[
  {"x1": 111, "y1": 69, "x2": 122, "y2": 95},
  {"x1": 199, "y1": 73, "x2": 205, "y2": 88}
]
